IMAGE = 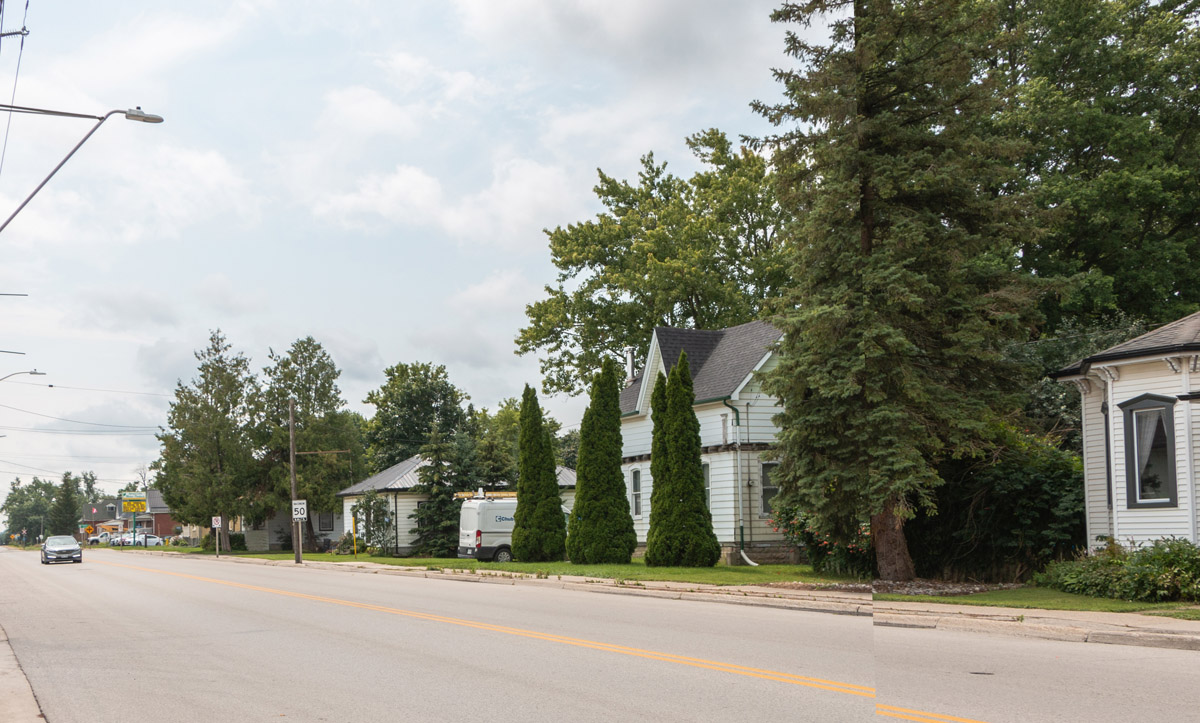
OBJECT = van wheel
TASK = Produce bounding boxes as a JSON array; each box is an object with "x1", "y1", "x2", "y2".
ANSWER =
[{"x1": 493, "y1": 547, "x2": 513, "y2": 563}]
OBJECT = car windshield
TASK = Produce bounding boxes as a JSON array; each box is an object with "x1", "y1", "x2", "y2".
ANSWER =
[{"x1": 46, "y1": 536, "x2": 77, "y2": 546}]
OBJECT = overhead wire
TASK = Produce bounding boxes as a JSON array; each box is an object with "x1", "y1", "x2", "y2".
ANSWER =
[
  {"x1": 0, "y1": 0, "x2": 30, "y2": 179},
  {"x1": 0, "y1": 402, "x2": 160, "y2": 429}
]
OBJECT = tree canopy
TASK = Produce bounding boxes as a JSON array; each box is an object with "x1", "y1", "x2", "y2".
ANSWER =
[
  {"x1": 363, "y1": 362, "x2": 468, "y2": 472},
  {"x1": 757, "y1": 0, "x2": 1042, "y2": 580},
  {"x1": 517, "y1": 129, "x2": 788, "y2": 395}
]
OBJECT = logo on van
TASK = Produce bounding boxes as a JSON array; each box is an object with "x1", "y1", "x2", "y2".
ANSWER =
[{"x1": 495, "y1": 515, "x2": 514, "y2": 523}]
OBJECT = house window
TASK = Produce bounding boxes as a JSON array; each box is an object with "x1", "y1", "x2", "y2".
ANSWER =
[
  {"x1": 318, "y1": 513, "x2": 334, "y2": 532},
  {"x1": 631, "y1": 469, "x2": 642, "y2": 517},
  {"x1": 702, "y1": 463, "x2": 711, "y2": 510},
  {"x1": 761, "y1": 463, "x2": 779, "y2": 516},
  {"x1": 1119, "y1": 394, "x2": 1178, "y2": 508}
]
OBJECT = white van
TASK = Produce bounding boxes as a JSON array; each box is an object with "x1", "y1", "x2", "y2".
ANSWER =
[{"x1": 458, "y1": 496, "x2": 518, "y2": 562}]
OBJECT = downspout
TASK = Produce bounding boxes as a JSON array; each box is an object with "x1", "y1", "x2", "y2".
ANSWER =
[
  {"x1": 722, "y1": 398, "x2": 757, "y2": 566},
  {"x1": 1185, "y1": 358, "x2": 1198, "y2": 545},
  {"x1": 1104, "y1": 369, "x2": 1121, "y2": 543}
]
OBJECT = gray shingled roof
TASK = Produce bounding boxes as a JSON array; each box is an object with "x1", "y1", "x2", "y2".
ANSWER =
[
  {"x1": 337, "y1": 455, "x2": 578, "y2": 497},
  {"x1": 1055, "y1": 310, "x2": 1200, "y2": 377},
  {"x1": 620, "y1": 320, "x2": 782, "y2": 415}
]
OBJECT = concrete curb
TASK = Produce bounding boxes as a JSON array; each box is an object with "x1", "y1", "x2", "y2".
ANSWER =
[
  {"x1": 873, "y1": 604, "x2": 1200, "y2": 651},
  {"x1": 0, "y1": 621, "x2": 43, "y2": 722},
  {"x1": 120, "y1": 548, "x2": 873, "y2": 615}
]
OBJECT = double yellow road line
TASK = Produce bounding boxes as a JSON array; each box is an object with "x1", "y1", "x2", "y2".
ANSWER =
[{"x1": 95, "y1": 558, "x2": 989, "y2": 722}]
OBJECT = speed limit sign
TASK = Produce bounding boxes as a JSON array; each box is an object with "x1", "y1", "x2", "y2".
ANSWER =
[{"x1": 292, "y1": 500, "x2": 308, "y2": 522}]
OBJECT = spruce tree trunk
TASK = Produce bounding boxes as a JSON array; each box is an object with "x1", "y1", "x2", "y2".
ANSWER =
[{"x1": 871, "y1": 496, "x2": 915, "y2": 581}]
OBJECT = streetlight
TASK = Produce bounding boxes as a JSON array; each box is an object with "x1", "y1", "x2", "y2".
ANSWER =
[
  {"x1": 0, "y1": 369, "x2": 46, "y2": 384},
  {"x1": 0, "y1": 103, "x2": 164, "y2": 234}
]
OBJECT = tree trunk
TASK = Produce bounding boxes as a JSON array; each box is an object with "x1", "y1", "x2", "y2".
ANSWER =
[
  {"x1": 305, "y1": 517, "x2": 317, "y2": 552},
  {"x1": 871, "y1": 496, "x2": 915, "y2": 581}
]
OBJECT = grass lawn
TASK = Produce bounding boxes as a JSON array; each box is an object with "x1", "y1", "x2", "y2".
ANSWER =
[
  {"x1": 875, "y1": 586, "x2": 1196, "y2": 614},
  {"x1": 157, "y1": 547, "x2": 854, "y2": 586}
]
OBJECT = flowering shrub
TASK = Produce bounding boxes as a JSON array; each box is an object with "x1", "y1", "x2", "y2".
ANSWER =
[{"x1": 771, "y1": 499, "x2": 875, "y2": 579}]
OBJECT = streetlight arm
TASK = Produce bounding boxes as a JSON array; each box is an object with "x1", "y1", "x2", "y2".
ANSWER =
[
  {"x1": 0, "y1": 111, "x2": 120, "y2": 235},
  {"x1": 0, "y1": 369, "x2": 45, "y2": 383},
  {"x1": 0, "y1": 103, "x2": 163, "y2": 235}
]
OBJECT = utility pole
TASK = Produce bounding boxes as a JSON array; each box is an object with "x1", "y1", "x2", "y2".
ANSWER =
[{"x1": 290, "y1": 399, "x2": 301, "y2": 565}]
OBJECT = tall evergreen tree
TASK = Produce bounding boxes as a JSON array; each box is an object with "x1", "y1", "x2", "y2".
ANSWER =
[
  {"x1": 48, "y1": 473, "x2": 81, "y2": 536},
  {"x1": 645, "y1": 354, "x2": 720, "y2": 567},
  {"x1": 408, "y1": 424, "x2": 461, "y2": 557},
  {"x1": 644, "y1": 372, "x2": 671, "y2": 563},
  {"x1": 567, "y1": 359, "x2": 636, "y2": 564},
  {"x1": 756, "y1": 1, "x2": 1041, "y2": 579},
  {"x1": 154, "y1": 330, "x2": 261, "y2": 550},
  {"x1": 511, "y1": 385, "x2": 567, "y2": 561}
]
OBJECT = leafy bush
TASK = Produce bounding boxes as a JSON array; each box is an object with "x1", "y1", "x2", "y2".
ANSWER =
[
  {"x1": 201, "y1": 532, "x2": 246, "y2": 551},
  {"x1": 771, "y1": 498, "x2": 874, "y2": 578},
  {"x1": 335, "y1": 532, "x2": 368, "y2": 555},
  {"x1": 1037, "y1": 538, "x2": 1200, "y2": 602},
  {"x1": 905, "y1": 428, "x2": 1084, "y2": 581}
]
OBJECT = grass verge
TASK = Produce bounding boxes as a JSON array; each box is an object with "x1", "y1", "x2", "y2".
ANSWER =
[
  {"x1": 875, "y1": 586, "x2": 1195, "y2": 613},
  {"x1": 157, "y1": 548, "x2": 852, "y2": 586}
]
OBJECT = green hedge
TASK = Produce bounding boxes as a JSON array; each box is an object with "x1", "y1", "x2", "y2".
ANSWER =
[
  {"x1": 201, "y1": 532, "x2": 246, "y2": 551},
  {"x1": 1037, "y1": 539, "x2": 1200, "y2": 602}
]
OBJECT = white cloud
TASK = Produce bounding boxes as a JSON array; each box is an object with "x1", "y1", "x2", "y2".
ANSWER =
[
  {"x1": 316, "y1": 155, "x2": 587, "y2": 251},
  {"x1": 72, "y1": 288, "x2": 180, "y2": 331},
  {"x1": 194, "y1": 274, "x2": 270, "y2": 317},
  {"x1": 409, "y1": 269, "x2": 538, "y2": 372},
  {"x1": 317, "y1": 86, "x2": 423, "y2": 138}
]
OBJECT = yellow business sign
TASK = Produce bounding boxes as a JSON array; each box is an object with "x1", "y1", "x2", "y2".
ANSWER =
[{"x1": 122, "y1": 493, "x2": 147, "y2": 513}]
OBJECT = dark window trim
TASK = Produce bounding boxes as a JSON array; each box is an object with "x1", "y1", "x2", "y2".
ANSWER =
[
  {"x1": 1178, "y1": 392, "x2": 1200, "y2": 401},
  {"x1": 318, "y1": 512, "x2": 334, "y2": 532},
  {"x1": 760, "y1": 462, "x2": 780, "y2": 516},
  {"x1": 1118, "y1": 393, "x2": 1178, "y2": 509},
  {"x1": 630, "y1": 469, "x2": 642, "y2": 517}
]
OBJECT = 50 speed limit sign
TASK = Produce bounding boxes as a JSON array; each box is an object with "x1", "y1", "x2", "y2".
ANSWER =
[{"x1": 292, "y1": 500, "x2": 308, "y2": 522}]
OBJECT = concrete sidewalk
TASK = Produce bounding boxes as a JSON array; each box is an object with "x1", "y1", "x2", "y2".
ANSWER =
[
  {"x1": 0, "y1": 622, "x2": 42, "y2": 722},
  {"x1": 874, "y1": 598, "x2": 1200, "y2": 651}
]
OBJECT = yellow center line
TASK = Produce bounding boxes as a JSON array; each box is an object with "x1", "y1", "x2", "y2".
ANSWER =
[
  {"x1": 876, "y1": 704, "x2": 992, "y2": 723},
  {"x1": 93, "y1": 557, "x2": 991, "y2": 723}
]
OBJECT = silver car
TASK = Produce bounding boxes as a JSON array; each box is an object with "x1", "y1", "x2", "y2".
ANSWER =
[{"x1": 41, "y1": 535, "x2": 83, "y2": 564}]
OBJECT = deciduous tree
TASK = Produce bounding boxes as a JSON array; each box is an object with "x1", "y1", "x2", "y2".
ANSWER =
[
  {"x1": 518, "y1": 129, "x2": 787, "y2": 395},
  {"x1": 363, "y1": 362, "x2": 467, "y2": 471}
]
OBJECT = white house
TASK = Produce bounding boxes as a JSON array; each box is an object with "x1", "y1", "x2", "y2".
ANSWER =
[
  {"x1": 243, "y1": 505, "x2": 344, "y2": 552},
  {"x1": 337, "y1": 454, "x2": 578, "y2": 556},
  {"x1": 1055, "y1": 310, "x2": 1200, "y2": 548},
  {"x1": 619, "y1": 320, "x2": 794, "y2": 564}
]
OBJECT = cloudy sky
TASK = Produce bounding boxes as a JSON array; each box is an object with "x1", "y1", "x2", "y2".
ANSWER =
[{"x1": 0, "y1": 1, "x2": 794, "y2": 503}]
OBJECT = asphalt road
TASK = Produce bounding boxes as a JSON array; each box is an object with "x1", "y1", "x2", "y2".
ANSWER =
[
  {"x1": 0, "y1": 547, "x2": 874, "y2": 722},
  {"x1": 875, "y1": 624, "x2": 1200, "y2": 723}
]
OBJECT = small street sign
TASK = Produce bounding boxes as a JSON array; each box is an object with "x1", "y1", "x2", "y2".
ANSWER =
[
  {"x1": 292, "y1": 499, "x2": 308, "y2": 522},
  {"x1": 212, "y1": 516, "x2": 222, "y2": 529}
]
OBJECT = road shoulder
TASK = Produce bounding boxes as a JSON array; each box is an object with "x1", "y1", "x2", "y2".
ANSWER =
[{"x1": 0, "y1": 621, "x2": 43, "y2": 721}]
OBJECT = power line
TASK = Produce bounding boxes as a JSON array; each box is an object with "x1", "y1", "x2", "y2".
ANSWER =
[
  {"x1": 0, "y1": 402, "x2": 160, "y2": 429},
  {"x1": 0, "y1": 425, "x2": 157, "y2": 436},
  {"x1": 5, "y1": 380, "x2": 172, "y2": 397},
  {"x1": 0, "y1": 0, "x2": 30, "y2": 179}
]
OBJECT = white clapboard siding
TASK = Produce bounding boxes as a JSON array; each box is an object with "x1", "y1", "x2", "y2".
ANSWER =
[{"x1": 1108, "y1": 360, "x2": 1194, "y2": 545}]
